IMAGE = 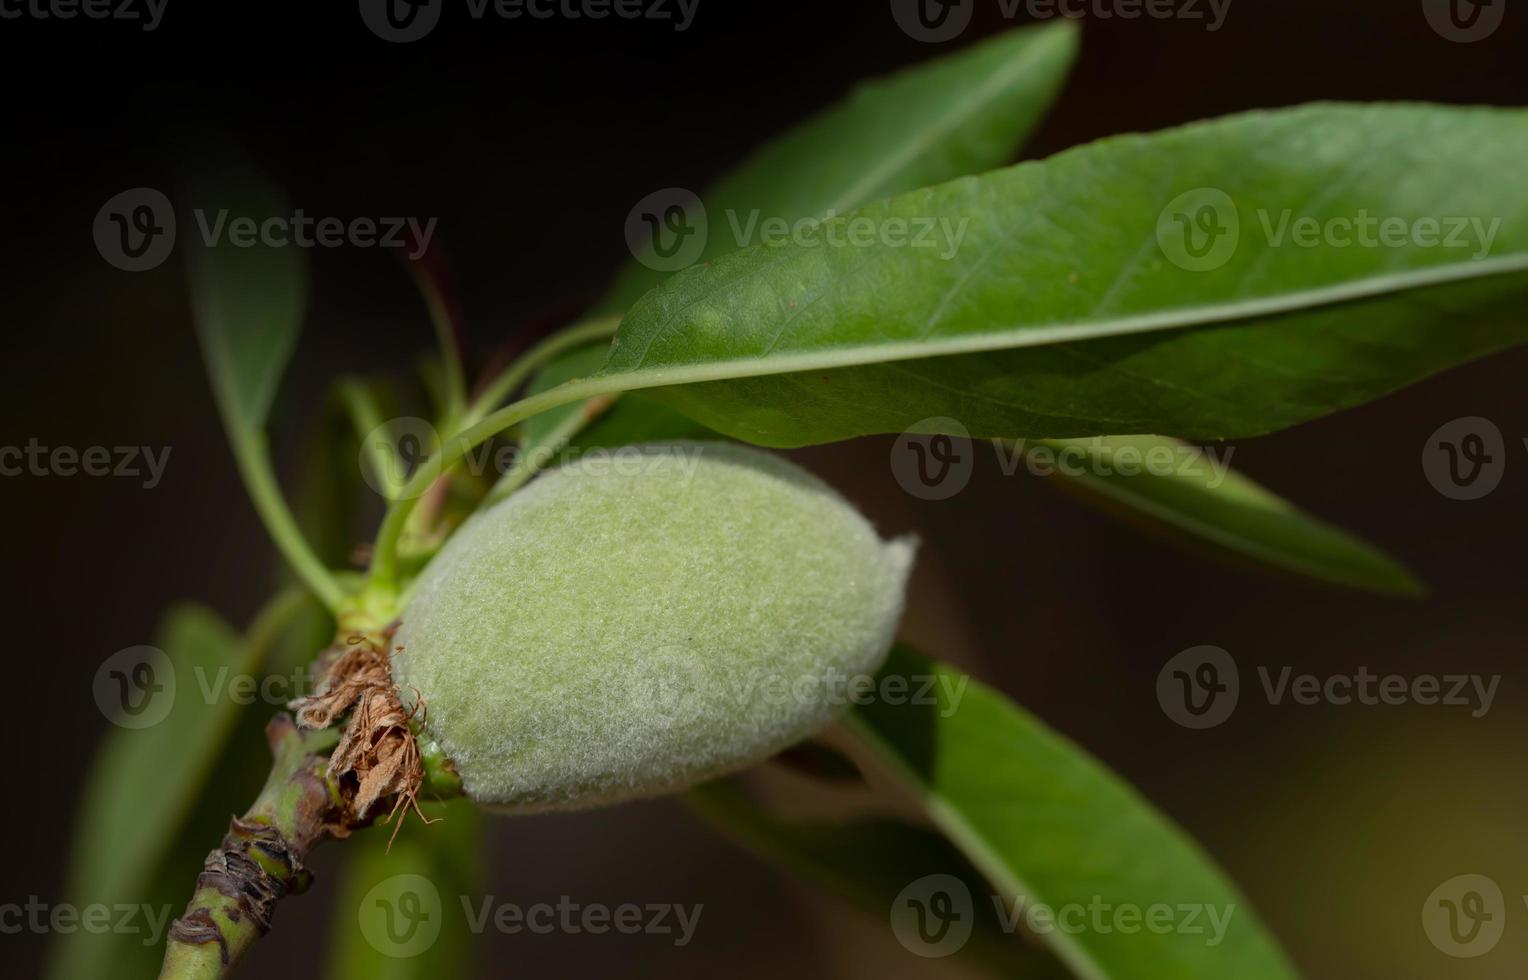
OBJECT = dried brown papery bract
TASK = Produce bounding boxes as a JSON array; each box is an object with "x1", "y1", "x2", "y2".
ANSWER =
[{"x1": 290, "y1": 626, "x2": 431, "y2": 844}]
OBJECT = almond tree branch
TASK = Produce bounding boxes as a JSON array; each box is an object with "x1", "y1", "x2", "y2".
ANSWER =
[
  {"x1": 157, "y1": 715, "x2": 352, "y2": 980},
  {"x1": 158, "y1": 612, "x2": 464, "y2": 980}
]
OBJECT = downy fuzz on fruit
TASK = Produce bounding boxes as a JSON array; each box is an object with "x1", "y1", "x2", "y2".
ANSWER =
[{"x1": 394, "y1": 441, "x2": 914, "y2": 812}]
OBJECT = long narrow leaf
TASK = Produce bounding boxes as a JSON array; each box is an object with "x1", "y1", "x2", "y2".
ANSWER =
[
  {"x1": 182, "y1": 152, "x2": 344, "y2": 608},
  {"x1": 1031, "y1": 435, "x2": 1421, "y2": 595},
  {"x1": 48, "y1": 593, "x2": 311, "y2": 980},
  {"x1": 602, "y1": 21, "x2": 1079, "y2": 312},
  {"x1": 595, "y1": 104, "x2": 1528, "y2": 446},
  {"x1": 845, "y1": 647, "x2": 1299, "y2": 980},
  {"x1": 518, "y1": 22, "x2": 1081, "y2": 503}
]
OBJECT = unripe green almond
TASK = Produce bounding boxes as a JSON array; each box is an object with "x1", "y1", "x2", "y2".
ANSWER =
[{"x1": 395, "y1": 441, "x2": 914, "y2": 813}]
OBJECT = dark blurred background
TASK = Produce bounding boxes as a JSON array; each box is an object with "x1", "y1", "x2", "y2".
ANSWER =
[{"x1": 3, "y1": 0, "x2": 1527, "y2": 977}]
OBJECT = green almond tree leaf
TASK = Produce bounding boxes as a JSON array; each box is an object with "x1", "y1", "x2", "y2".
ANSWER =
[
  {"x1": 182, "y1": 153, "x2": 345, "y2": 609},
  {"x1": 324, "y1": 799, "x2": 484, "y2": 980},
  {"x1": 48, "y1": 593, "x2": 309, "y2": 980},
  {"x1": 183, "y1": 155, "x2": 307, "y2": 434},
  {"x1": 576, "y1": 103, "x2": 1528, "y2": 447},
  {"x1": 602, "y1": 20, "x2": 1079, "y2": 313},
  {"x1": 685, "y1": 780, "x2": 1070, "y2": 977},
  {"x1": 845, "y1": 646, "x2": 1298, "y2": 980},
  {"x1": 501, "y1": 21, "x2": 1079, "y2": 505},
  {"x1": 1028, "y1": 435, "x2": 1422, "y2": 595},
  {"x1": 505, "y1": 376, "x2": 1418, "y2": 597}
]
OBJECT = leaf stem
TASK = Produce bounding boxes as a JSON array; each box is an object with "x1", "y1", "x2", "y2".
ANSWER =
[
  {"x1": 231, "y1": 435, "x2": 348, "y2": 612},
  {"x1": 368, "y1": 378, "x2": 600, "y2": 591},
  {"x1": 367, "y1": 314, "x2": 621, "y2": 593},
  {"x1": 336, "y1": 377, "x2": 396, "y2": 497},
  {"x1": 461, "y1": 314, "x2": 621, "y2": 428},
  {"x1": 482, "y1": 392, "x2": 618, "y2": 508},
  {"x1": 409, "y1": 260, "x2": 468, "y2": 424}
]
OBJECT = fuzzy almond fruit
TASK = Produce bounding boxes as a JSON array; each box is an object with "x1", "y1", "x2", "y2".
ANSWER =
[{"x1": 394, "y1": 441, "x2": 914, "y2": 812}]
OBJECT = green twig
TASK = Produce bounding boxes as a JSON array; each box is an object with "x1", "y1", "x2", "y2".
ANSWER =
[{"x1": 158, "y1": 716, "x2": 347, "y2": 980}]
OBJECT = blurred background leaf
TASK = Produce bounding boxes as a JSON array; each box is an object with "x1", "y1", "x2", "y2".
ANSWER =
[
  {"x1": 324, "y1": 799, "x2": 484, "y2": 980},
  {"x1": 47, "y1": 591, "x2": 317, "y2": 980}
]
